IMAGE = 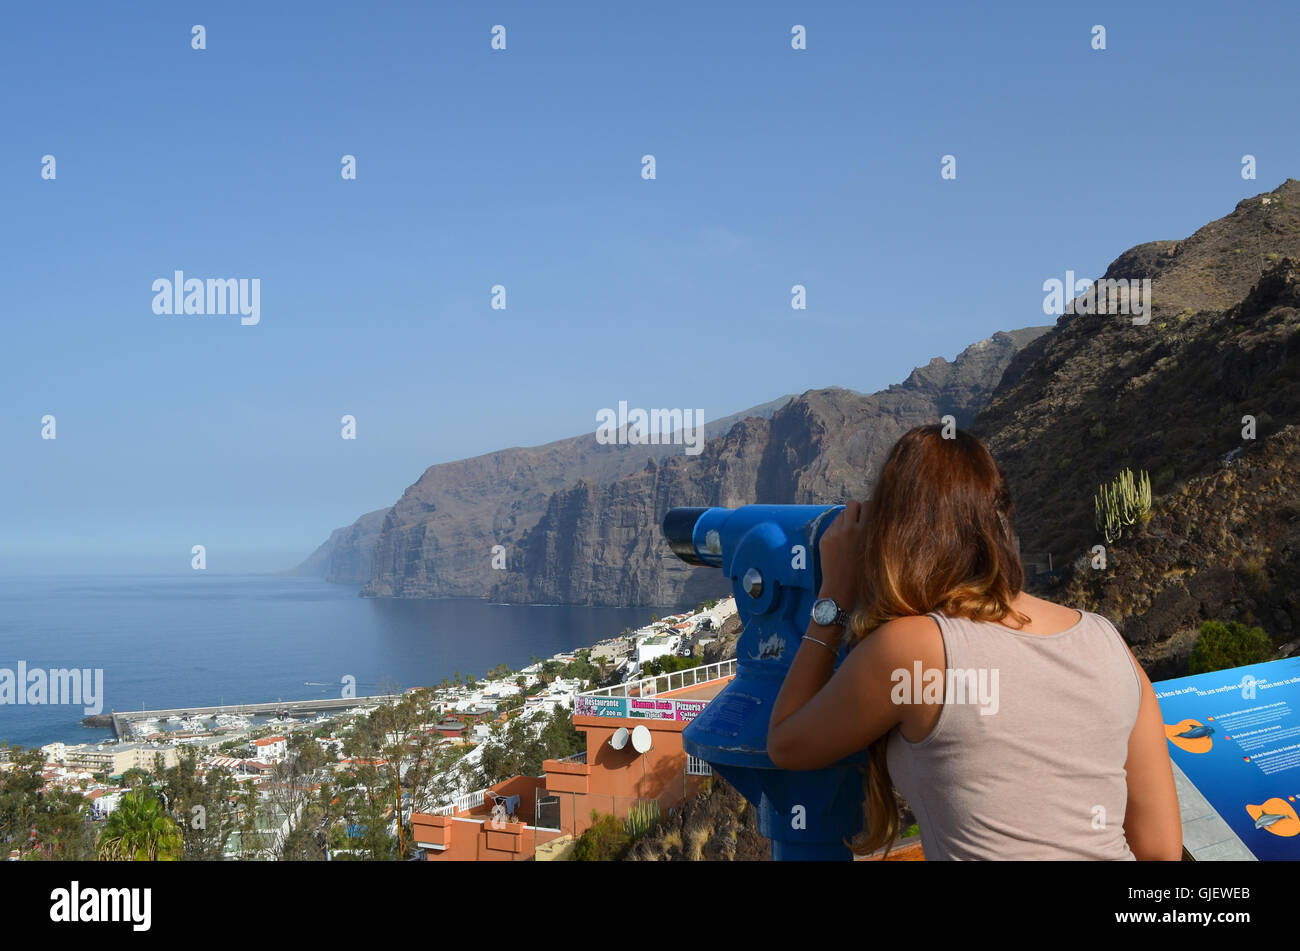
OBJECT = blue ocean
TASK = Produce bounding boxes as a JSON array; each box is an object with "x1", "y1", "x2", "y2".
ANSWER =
[{"x1": 0, "y1": 574, "x2": 664, "y2": 749}]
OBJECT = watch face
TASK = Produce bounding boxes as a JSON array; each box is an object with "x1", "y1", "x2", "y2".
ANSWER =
[{"x1": 812, "y1": 599, "x2": 837, "y2": 625}]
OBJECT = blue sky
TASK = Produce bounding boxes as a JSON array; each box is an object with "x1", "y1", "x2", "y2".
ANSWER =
[{"x1": 1, "y1": 0, "x2": 1295, "y2": 573}]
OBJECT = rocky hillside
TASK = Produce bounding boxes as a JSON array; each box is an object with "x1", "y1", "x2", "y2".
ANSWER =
[
  {"x1": 489, "y1": 328, "x2": 1048, "y2": 606},
  {"x1": 976, "y1": 181, "x2": 1300, "y2": 558},
  {"x1": 973, "y1": 180, "x2": 1300, "y2": 674},
  {"x1": 1052, "y1": 423, "x2": 1300, "y2": 679}
]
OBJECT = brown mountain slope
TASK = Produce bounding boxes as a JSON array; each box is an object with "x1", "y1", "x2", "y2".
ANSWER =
[
  {"x1": 1051, "y1": 423, "x2": 1300, "y2": 679},
  {"x1": 974, "y1": 181, "x2": 1300, "y2": 565}
]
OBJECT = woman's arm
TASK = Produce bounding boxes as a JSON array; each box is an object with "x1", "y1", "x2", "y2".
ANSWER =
[
  {"x1": 767, "y1": 501, "x2": 918, "y2": 769},
  {"x1": 1119, "y1": 642, "x2": 1184, "y2": 860},
  {"x1": 768, "y1": 613, "x2": 934, "y2": 770}
]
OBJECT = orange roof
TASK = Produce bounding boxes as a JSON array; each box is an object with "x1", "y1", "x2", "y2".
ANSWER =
[{"x1": 254, "y1": 736, "x2": 287, "y2": 746}]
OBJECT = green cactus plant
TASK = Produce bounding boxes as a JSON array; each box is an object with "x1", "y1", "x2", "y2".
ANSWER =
[
  {"x1": 624, "y1": 799, "x2": 660, "y2": 839},
  {"x1": 1094, "y1": 467, "x2": 1152, "y2": 543}
]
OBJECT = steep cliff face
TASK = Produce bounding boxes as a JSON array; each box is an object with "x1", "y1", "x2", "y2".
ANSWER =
[
  {"x1": 490, "y1": 329, "x2": 1049, "y2": 606},
  {"x1": 359, "y1": 437, "x2": 663, "y2": 598},
  {"x1": 343, "y1": 397, "x2": 794, "y2": 598}
]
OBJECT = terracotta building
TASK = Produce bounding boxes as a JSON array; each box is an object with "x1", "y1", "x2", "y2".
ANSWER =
[{"x1": 411, "y1": 660, "x2": 735, "y2": 861}]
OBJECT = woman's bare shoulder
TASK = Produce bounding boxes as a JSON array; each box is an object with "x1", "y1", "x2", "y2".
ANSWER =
[{"x1": 858, "y1": 614, "x2": 945, "y2": 667}]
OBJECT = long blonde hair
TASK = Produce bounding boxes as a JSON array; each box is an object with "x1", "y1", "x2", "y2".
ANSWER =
[{"x1": 845, "y1": 425, "x2": 1028, "y2": 857}]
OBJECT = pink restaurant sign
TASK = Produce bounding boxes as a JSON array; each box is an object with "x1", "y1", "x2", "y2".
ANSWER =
[{"x1": 575, "y1": 695, "x2": 709, "y2": 722}]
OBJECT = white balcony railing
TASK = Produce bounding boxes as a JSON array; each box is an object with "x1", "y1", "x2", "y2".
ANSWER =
[
  {"x1": 428, "y1": 787, "x2": 489, "y2": 816},
  {"x1": 578, "y1": 658, "x2": 736, "y2": 701}
]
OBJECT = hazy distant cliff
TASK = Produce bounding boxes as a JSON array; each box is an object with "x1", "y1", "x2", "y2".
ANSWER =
[{"x1": 292, "y1": 508, "x2": 387, "y2": 584}]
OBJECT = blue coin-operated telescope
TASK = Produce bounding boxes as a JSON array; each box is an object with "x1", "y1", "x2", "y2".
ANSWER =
[{"x1": 662, "y1": 504, "x2": 869, "y2": 860}]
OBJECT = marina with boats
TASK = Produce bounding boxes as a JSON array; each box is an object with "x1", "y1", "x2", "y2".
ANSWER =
[{"x1": 97, "y1": 696, "x2": 390, "y2": 742}]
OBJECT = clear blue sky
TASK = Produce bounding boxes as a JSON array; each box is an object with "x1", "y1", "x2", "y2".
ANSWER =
[{"x1": 2, "y1": 0, "x2": 1294, "y2": 573}]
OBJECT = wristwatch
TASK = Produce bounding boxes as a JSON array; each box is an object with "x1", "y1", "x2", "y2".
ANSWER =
[{"x1": 811, "y1": 597, "x2": 852, "y2": 628}]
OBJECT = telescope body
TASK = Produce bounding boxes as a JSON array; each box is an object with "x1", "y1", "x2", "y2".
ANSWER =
[{"x1": 664, "y1": 504, "x2": 868, "y2": 860}]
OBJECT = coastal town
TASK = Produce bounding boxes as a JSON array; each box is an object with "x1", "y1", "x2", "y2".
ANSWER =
[{"x1": 0, "y1": 597, "x2": 739, "y2": 861}]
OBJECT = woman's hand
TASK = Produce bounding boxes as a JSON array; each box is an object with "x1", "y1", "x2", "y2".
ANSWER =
[{"x1": 818, "y1": 500, "x2": 868, "y2": 605}]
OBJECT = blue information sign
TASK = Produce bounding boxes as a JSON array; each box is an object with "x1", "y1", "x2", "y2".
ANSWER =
[{"x1": 1153, "y1": 657, "x2": 1300, "y2": 860}]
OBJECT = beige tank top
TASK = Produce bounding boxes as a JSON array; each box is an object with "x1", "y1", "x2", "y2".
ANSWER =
[{"x1": 885, "y1": 609, "x2": 1142, "y2": 860}]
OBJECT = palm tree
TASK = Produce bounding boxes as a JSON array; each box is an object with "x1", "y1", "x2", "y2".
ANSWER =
[{"x1": 96, "y1": 790, "x2": 183, "y2": 861}]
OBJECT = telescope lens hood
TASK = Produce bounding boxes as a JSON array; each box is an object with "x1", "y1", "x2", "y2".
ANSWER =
[{"x1": 662, "y1": 507, "x2": 709, "y2": 565}]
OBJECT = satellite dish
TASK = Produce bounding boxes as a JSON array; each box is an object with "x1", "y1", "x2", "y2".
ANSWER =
[
  {"x1": 610, "y1": 727, "x2": 629, "y2": 750},
  {"x1": 631, "y1": 724, "x2": 652, "y2": 754}
]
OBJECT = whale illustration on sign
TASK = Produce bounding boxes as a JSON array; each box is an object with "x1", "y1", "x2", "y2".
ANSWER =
[
  {"x1": 1164, "y1": 718, "x2": 1214, "y2": 753},
  {"x1": 1245, "y1": 799, "x2": 1300, "y2": 838}
]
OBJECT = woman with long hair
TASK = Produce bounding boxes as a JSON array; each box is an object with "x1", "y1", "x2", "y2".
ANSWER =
[{"x1": 766, "y1": 424, "x2": 1182, "y2": 860}]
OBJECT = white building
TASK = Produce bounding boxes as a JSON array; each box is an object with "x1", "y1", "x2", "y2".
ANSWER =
[
  {"x1": 637, "y1": 634, "x2": 680, "y2": 665},
  {"x1": 90, "y1": 790, "x2": 122, "y2": 815},
  {"x1": 248, "y1": 736, "x2": 288, "y2": 763},
  {"x1": 315, "y1": 737, "x2": 344, "y2": 757}
]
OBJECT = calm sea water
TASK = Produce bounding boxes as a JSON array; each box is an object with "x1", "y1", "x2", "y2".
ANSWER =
[{"x1": 0, "y1": 574, "x2": 667, "y2": 749}]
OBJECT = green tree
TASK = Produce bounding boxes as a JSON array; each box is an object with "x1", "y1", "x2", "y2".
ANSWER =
[
  {"x1": 0, "y1": 747, "x2": 44, "y2": 859},
  {"x1": 119, "y1": 767, "x2": 151, "y2": 789},
  {"x1": 96, "y1": 789, "x2": 183, "y2": 861},
  {"x1": 30, "y1": 787, "x2": 95, "y2": 860},
  {"x1": 1190, "y1": 620, "x2": 1273, "y2": 674},
  {"x1": 156, "y1": 747, "x2": 239, "y2": 860},
  {"x1": 466, "y1": 705, "x2": 584, "y2": 788},
  {"x1": 0, "y1": 747, "x2": 95, "y2": 860},
  {"x1": 337, "y1": 689, "x2": 441, "y2": 860},
  {"x1": 644, "y1": 654, "x2": 701, "y2": 676},
  {"x1": 560, "y1": 650, "x2": 600, "y2": 687}
]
